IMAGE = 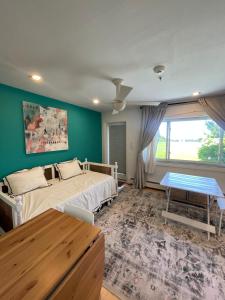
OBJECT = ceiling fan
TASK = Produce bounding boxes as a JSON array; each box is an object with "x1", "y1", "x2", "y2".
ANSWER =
[{"x1": 111, "y1": 78, "x2": 133, "y2": 115}]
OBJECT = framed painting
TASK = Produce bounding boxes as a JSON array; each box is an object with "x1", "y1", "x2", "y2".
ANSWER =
[{"x1": 23, "y1": 101, "x2": 68, "y2": 154}]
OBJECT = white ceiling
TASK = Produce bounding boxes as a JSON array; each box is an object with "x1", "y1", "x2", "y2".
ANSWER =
[{"x1": 1, "y1": 0, "x2": 225, "y2": 111}]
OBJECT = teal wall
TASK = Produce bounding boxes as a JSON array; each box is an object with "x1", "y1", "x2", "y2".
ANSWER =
[{"x1": 0, "y1": 84, "x2": 102, "y2": 179}]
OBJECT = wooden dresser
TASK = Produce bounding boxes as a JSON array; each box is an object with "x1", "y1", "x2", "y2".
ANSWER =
[{"x1": 0, "y1": 209, "x2": 104, "y2": 300}]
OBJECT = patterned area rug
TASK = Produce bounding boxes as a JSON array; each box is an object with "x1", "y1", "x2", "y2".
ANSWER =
[{"x1": 95, "y1": 186, "x2": 225, "y2": 300}]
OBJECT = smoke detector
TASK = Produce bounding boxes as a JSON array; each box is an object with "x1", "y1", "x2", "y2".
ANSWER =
[{"x1": 153, "y1": 65, "x2": 166, "y2": 80}]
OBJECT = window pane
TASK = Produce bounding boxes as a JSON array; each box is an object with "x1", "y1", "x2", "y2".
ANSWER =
[
  {"x1": 170, "y1": 119, "x2": 221, "y2": 162},
  {"x1": 198, "y1": 120, "x2": 223, "y2": 163},
  {"x1": 222, "y1": 131, "x2": 225, "y2": 164},
  {"x1": 156, "y1": 122, "x2": 167, "y2": 159}
]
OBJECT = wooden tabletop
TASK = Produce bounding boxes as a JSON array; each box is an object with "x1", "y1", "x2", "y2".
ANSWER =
[
  {"x1": 0, "y1": 209, "x2": 101, "y2": 300},
  {"x1": 160, "y1": 172, "x2": 224, "y2": 197}
]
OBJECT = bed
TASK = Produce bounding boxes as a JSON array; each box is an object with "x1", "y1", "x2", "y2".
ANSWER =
[{"x1": 0, "y1": 160, "x2": 118, "y2": 231}]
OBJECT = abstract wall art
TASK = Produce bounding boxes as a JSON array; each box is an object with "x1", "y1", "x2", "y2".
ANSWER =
[{"x1": 23, "y1": 101, "x2": 68, "y2": 154}]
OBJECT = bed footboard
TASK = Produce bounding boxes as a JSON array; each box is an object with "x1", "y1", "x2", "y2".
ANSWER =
[
  {"x1": 0, "y1": 191, "x2": 23, "y2": 231},
  {"x1": 0, "y1": 198, "x2": 13, "y2": 232},
  {"x1": 82, "y1": 160, "x2": 118, "y2": 178}
]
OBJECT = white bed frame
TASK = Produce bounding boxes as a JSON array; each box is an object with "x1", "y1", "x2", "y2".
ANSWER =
[{"x1": 0, "y1": 159, "x2": 118, "y2": 230}]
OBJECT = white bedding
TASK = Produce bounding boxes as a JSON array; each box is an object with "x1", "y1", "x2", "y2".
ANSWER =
[{"x1": 21, "y1": 171, "x2": 116, "y2": 223}]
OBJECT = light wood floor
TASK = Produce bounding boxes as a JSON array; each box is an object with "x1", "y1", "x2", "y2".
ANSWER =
[{"x1": 100, "y1": 287, "x2": 120, "y2": 300}]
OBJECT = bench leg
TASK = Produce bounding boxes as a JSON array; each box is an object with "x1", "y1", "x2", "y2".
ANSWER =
[
  {"x1": 207, "y1": 195, "x2": 210, "y2": 240},
  {"x1": 164, "y1": 188, "x2": 171, "y2": 225},
  {"x1": 219, "y1": 211, "x2": 223, "y2": 236}
]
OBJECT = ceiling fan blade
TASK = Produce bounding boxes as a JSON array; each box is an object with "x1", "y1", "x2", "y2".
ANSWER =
[
  {"x1": 112, "y1": 109, "x2": 119, "y2": 115},
  {"x1": 112, "y1": 100, "x2": 126, "y2": 112},
  {"x1": 117, "y1": 85, "x2": 133, "y2": 100}
]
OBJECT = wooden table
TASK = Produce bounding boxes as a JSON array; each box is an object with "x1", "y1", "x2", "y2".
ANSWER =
[
  {"x1": 160, "y1": 172, "x2": 224, "y2": 240},
  {"x1": 0, "y1": 208, "x2": 104, "y2": 300}
]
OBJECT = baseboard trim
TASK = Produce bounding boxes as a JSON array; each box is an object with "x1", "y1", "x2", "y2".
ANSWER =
[
  {"x1": 145, "y1": 181, "x2": 165, "y2": 190},
  {"x1": 128, "y1": 178, "x2": 165, "y2": 191}
]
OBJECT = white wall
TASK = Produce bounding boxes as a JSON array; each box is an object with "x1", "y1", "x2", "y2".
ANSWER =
[
  {"x1": 102, "y1": 108, "x2": 225, "y2": 192},
  {"x1": 102, "y1": 107, "x2": 141, "y2": 182}
]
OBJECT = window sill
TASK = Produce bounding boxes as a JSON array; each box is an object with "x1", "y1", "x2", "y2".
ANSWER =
[{"x1": 155, "y1": 160, "x2": 225, "y2": 173}]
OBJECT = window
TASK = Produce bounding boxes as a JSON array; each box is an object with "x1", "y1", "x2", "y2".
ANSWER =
[{"x1": 155, "y1": 118, "x2": 225, "y2": 164}]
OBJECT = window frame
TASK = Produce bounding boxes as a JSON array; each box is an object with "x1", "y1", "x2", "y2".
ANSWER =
[{"x1": 156, "y1": 116, "x2": 225, "y2": 166}]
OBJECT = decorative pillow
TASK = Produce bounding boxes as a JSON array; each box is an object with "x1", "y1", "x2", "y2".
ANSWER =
[
  {"x1": 3, "y1": 169, "x2": 28, "y2": 194},
  {"x1": 55, "y1": 160, "x2": 82, "y2": 180},
  {"x1": 5, "y1": 167, "x2": 48, "y2": 196}
]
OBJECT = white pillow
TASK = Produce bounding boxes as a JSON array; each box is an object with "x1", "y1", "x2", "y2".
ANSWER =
[
  {"x1": 5, "y1": 167, "x2": 48, "y2": 196},
  {"x1": 3, "y1": 169, "x2": 28, "y2": 194},
  {"x1": 56, "y1": 160, "x2": 82, "y2": 180}
]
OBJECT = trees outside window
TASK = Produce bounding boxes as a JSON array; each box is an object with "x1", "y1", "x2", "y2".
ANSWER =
[{"x1": 198, "y1": 121, "x2": 225, "y2": 163}]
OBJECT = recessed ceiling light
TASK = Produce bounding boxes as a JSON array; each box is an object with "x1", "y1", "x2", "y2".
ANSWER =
[
  {"x1": 192, "y1": 91, "x2": 200, "y2": 96},
  {"x1": 93, "y1": 98, "x2": 100, "y2": 104},
  {"x1": 29, "y1": 74, "x2": 42, "y2": 81}
]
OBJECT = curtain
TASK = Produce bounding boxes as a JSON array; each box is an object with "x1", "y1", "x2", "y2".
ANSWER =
[
  {"x1": 143, "y1": 133, "x2": 159, "y2": 174},
  {"x1": 199, "y1": 96, "x2": 225, "y2": 130},
  {"x1": 134, "y1": 103, "x2": 167, "y2": 189}
]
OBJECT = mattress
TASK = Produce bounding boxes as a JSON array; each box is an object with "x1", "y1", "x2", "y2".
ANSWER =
[{"x1": 21, "y1": 171, "x2": 116, "y2": 223}]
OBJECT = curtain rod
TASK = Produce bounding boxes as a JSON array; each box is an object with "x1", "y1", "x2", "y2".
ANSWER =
[
  {"x1": 140, "y1": 91, "x2": 225, "y2": 108},
  {"x1": 167, "y1": 99, "x2": 198, "y2": 106},
  {"x1": 140, "y1": 99, "x2": 198, "y2": 109}
]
